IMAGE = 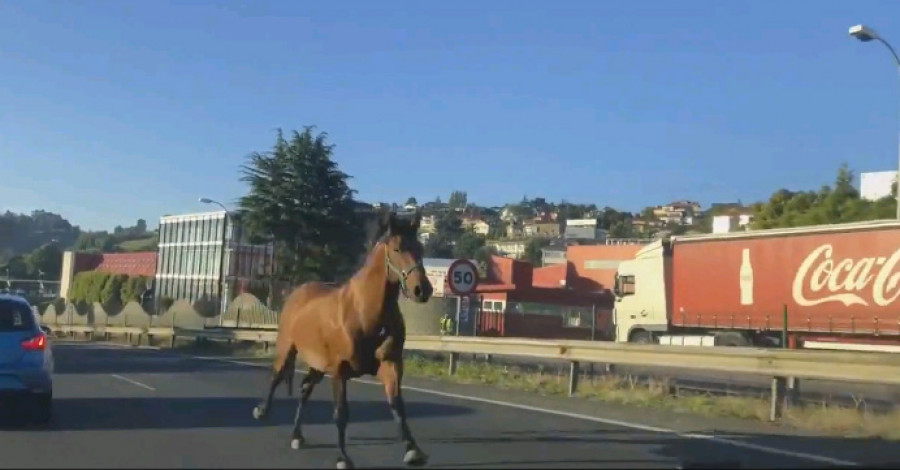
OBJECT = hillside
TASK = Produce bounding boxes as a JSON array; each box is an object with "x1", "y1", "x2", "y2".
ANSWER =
[
  {"x1": 116, "y1": 235, "x2": 159, "y2": 252},
  {"x1": 0, "y1": 211, "x2": 157, "y2": 281}
]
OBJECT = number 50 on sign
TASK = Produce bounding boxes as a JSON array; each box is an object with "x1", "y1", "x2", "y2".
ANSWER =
[{"x1": 447, "y1": 259, "x2": 478, "y2": 296}]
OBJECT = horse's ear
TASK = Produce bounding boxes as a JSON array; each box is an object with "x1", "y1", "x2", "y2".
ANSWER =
[
  {"x1": 411, "y1": 210, "x2": 422, "y2": 232},
  {"x1": 379, "y1": 210, "x2": 393, "y2": 233},
  {"x1": 387, "y1": 211, "x2": 400, "y2": 235}
]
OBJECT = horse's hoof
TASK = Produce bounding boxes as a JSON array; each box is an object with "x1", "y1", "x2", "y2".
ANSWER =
[
  {"x1": 404, "y1": 449, "x2": 428, "y2": 467},
  {"x1": 290, "y1": 437, "x2": 304, "y2": 450},
  {"x1": 336, "y1": 458, "x2": 354, "y2": 469},
  {"x1": 252, "y1": 406, "x2": 266, "y2": 420}
]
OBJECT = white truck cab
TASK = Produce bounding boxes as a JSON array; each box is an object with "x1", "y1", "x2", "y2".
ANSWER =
[{"x1": 612, "y1": 239, "x2": 671, "y2": 343}]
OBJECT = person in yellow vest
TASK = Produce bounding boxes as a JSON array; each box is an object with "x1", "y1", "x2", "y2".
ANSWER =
[{"x1": 439, "y1": 313, "x2": 454, "y2": 336}]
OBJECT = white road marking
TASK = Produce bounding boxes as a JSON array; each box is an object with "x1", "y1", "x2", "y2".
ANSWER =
[
  {"x1": 187, "y1": 354, "x2": 859, "y2": 467},
  {"x1": 87, "y1": 341, "x2": 859, "y2": 467},
  {"x1": 111, "y1": 374, "x2": 156, "y2": 391}
]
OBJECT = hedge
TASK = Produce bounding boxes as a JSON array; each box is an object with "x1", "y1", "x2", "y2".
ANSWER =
[
  {"x1": 120, "y1": 275, "x2": 151, "y2": 304},
  {"x1": 68, "y1": 271, "x2": 153, "y2": 307}
]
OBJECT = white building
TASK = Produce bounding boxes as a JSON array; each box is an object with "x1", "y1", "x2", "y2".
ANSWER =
[
  {"x1": 712, "y1": 214, "x2": 753, "y2": 234},
  {"x1": 860, "y1": 171, "x2": 897, "y2": 201}
]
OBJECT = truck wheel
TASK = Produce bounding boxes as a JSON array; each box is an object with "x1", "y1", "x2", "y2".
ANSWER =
[
  {"x1": 716, "y1": 332, "x2": 749, "y2": 347},
  {"x1": 629, "y1": 330, "x2": 654, "y2": 344}
]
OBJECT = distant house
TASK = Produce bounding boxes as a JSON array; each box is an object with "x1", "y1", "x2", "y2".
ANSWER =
[
  {"x1": 541, "y1": 244, "x2": 567, "y2": 266},
  {"x1": 506, "y1": 222, "x2": 524, "y2": 239},
  {"x1": 487, "y1": 239, "x2": 528, "y2": 259},
  {"x1": 652, "y1": 200, "x2": 701, "y2": 225},
  {"x1": 564, "y1": 218, "x2": 605, "y2": 241},
  {"x1": 630, "y1": 218, "x2": 663, "y2": 234},
  {"x1": 461, "y1": 217, "x2": 491, "y2": 236},
  {"x1": 711, "y1": 209, "x2": 754, "y2": 234},
  {"x1": 524, "y1": 222, "x2": 560, "y2": 238},
  {"x1": 419, "y1": 215, "x2": 437, "y2": 234}
]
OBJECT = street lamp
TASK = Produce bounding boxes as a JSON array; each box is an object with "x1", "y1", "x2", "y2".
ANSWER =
[
  {"x1": 849, "y1": 24, "x2": 900, "y2": 219},
  {"x1": 199, "y1": 197, "x2": 228, "y2": 213},
  {"x1": 199, "y1": 197, "x2": 231, "y2": 322}
]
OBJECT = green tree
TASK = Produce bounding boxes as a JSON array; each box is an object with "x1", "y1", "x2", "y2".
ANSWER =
[
  {"x1": 25, "y1": 243, "x2": 63, "y2": 280},
  {"x1": 454, "y1": 232, "x2": 485, "y2": 259},
  {"x1": 239, "y1": 127, "x2": 365, "y2": 284},
  {"x1": 0, "y1": 210, "x2": 80, "y2": 260},
  {"x1": 608, "y1": 221, "x2": 636, "y2": 238},
  {"x1": 522, "y1": 238, "x2": 549, "y2": 266},
  {"x1": 750, "y1": 164, "x2": 896, "y2": 230},
  {"x1": 640, "y1": 206, "x2": 657, "y2": 219},
  {"x1": 474, "y1": 245, "x2": 499, "y2": 278},
  {"x1": 1, "y1": 256, "x2": 28, "y2": 279},
  {"x1": 424, "y1": 212, "x2": 464, "y2": 258},
  {"x1": 597, "y1": 206, "x2": 632, "y2": 231},
  {"x1": 448, "y1": 191, "x2": 468, "y2": 210},
  {"x1": 488, "y1": 221, "x2": 507, "y2": 239}
]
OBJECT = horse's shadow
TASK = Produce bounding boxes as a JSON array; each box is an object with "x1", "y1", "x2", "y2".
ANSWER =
[{"x1": 1, "y1": 397, "x2": 473, "y2": 432}]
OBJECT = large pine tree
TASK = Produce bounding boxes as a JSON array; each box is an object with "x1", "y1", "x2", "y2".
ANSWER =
[{"x1": 238, "y1": 127, "x2": 366, "y2": 285}]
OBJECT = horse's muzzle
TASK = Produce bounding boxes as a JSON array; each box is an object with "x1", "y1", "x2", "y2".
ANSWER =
[{"x1": 412, "y1": 282, "x2": 432, "y2": 303}]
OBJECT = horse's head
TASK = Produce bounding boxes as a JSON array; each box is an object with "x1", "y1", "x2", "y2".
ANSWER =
[{"x1": 379, "y1": 210, "x2": 433, "y2": 303}]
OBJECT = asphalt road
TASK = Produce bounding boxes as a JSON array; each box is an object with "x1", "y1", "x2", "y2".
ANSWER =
[{"x1": 0, "y1": 340, "x2": 895, "y2": 469}]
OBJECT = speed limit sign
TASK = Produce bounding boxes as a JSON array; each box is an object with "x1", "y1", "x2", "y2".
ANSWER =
[{"x1": 447, "y1": 259, "x2": 478, "y2": 296}]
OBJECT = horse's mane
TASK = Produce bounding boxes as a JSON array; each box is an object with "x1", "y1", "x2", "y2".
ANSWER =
[
  {"x1": 368, "y1": 210, "x2": 419, "y2": 246},
  {"x1": 347, "y1": 210, "x2": 420, "y2": 278}
]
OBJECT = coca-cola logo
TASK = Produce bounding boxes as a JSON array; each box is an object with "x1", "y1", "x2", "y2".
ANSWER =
[{"x1": 792, "y1": 244, "x2": 900, "y2": 307}]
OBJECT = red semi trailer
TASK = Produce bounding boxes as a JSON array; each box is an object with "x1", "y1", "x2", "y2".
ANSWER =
[{"x1": 611, "y1": 219, "x2": 900, "y2": 352}]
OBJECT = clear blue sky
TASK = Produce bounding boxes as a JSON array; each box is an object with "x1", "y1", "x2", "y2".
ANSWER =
[{"x1": 2, "y1": 0, "x2": 899, "y2": 231}]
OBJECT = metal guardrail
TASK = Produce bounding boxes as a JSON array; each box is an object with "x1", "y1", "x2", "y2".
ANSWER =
[
  {"x1": 47, "y1": 324, "x2": 900, "y2": 422},
  {"x1": 404, "y1": 336, "x2": 900, "y2": 386}
]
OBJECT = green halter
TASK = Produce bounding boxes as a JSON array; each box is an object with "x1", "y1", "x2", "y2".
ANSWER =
[{"x1": 384, "y1": 244, "x2": 423, "y2": 297}]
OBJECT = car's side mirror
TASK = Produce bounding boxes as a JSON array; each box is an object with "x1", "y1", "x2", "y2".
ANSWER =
[{"x1": 40, "y1": 325, "x2": 52, "y2": 336}]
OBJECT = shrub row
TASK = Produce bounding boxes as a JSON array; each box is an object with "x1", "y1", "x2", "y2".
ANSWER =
[{"x1": 68, "y1": 271, "x2": 152, "y2": 307}]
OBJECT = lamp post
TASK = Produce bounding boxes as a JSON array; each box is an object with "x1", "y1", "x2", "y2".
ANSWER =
[
  {"x1": 199, "y1": 197, "x2": 231, "y2": 321},
  {"x1": 849, "y1": 24, "x2": 900, "y2": 219}
]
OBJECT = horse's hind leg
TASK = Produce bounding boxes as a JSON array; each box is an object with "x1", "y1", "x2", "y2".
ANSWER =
[
  {"x1": 378, "y1": 359, "x2": 427, "y2": 467},
  {"x1": 286, "y1": 362, "x2": 295, "y2": 396},
  {"x1": 289, "y1": 368, "x2": 324, "y2": 449},
  {"x1": 331, "y1": 373, "x2": 354, "y2": 469},
  {"x1": 252, "y1": 343, "x2": 296, "y2": 420}
]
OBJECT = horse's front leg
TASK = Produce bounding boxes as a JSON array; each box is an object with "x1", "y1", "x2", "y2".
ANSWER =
[
  {"x1": 378, "y1": 359, "x2": 427, "y2": 467},
  {"x1": 331, "y1": 373, "x2": 354, "y2": 469}
]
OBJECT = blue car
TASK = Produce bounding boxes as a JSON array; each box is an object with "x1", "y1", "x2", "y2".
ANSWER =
[{"x1": 0, "y1": 293, "x2": 53, "y2": 424}]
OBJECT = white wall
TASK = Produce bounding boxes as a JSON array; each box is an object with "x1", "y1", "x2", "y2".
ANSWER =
[
  {"x1": 712, "y1": 214, "x2": 753, "y2": 234},
  {"x1": 860, "y1": 171, "x2": 897, "y2": 201}
]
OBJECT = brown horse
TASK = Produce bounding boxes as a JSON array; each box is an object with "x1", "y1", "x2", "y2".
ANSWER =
[{"x1": 251, "y1": 210, "x2": 433, "y2": 469}]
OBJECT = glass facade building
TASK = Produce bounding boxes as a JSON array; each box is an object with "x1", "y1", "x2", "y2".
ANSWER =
[{"x1": 153, "y1": 211, "x2": 275, "y2": 315}]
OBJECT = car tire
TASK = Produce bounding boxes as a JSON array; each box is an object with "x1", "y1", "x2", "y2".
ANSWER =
[{"x1": 32, "y1": 393, "x2": 52, "y2": 425}]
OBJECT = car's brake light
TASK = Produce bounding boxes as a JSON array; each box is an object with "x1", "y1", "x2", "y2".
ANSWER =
[{"x1": 22, "y1": 333, "x2": 46, "y2": 351}]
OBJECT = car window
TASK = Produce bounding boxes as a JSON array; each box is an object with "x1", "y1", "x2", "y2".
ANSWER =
[{"x1": 0, "y1": 301, "x2": 37, "y2": 332}]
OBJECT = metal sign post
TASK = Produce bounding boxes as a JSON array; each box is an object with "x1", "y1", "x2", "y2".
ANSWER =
[
  {"x1": 447, "y1": 259, "x2": 479, "y2": 338},
  {"x1": 446, "y1": 259, "x2": 479, "y2": 297}
]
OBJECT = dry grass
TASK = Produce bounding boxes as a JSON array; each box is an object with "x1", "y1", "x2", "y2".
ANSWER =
[
  {"x1": 400, "y1": 354, "x2": 900, "y2": 440},
  {"x1": 141, "y1": 337, "x2": 900, "y2": 440}
]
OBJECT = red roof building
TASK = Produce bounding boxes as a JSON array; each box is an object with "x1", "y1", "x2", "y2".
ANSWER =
[
  {"x1": 472, "y1": 255, "x2": 614, "y2": 340},
  {"x1": 93, "y1": 252, "x2": 158, "y2": 277}
]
